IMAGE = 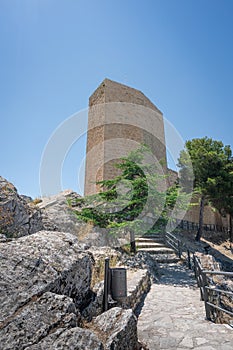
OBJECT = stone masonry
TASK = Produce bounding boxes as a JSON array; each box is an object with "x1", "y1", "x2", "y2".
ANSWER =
[
  {"x1": 84, "y1": 79, "x2": 230, "y2": 229},
  {"x1": 84, "y1": 79, "x2": 167, "y2": 195}
]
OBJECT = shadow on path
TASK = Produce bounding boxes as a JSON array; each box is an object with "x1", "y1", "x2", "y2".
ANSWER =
[{"x1": 157, "y1": 262, "x2": 197, "y2": 288}]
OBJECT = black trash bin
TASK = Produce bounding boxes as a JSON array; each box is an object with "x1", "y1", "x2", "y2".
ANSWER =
[{"x1": 111, "y1": 268, "x2": 127, "y2": 301}]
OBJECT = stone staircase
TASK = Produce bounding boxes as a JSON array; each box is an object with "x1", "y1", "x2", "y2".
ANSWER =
[{"x1": 136, "y1": 234, "x2": 180, "y2": 263}]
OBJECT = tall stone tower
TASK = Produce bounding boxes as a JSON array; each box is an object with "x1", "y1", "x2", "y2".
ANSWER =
[{"x1": 84, "y1": 79, "x2": 167, "y2": 195}]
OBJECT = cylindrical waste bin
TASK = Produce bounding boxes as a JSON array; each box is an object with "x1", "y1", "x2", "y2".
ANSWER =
[{"x1": 111, "y1": 268, "x2": 127, "y2": 301}]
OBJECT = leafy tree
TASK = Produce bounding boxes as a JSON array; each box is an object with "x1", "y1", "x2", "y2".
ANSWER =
[
  {"x1": 209, "y1": 155, "x2": 233, "y2": 243},
  {"x1": 178, "y1": 137, "x2": 233, "y2": 241},
  {"x1": 75, "y1": 145, "x2": 188, "y2": 236}
]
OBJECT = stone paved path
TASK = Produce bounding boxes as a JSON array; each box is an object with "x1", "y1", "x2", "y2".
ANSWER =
[{"x1": 137, "y1": 262, "x2": 233, "y2": 349}]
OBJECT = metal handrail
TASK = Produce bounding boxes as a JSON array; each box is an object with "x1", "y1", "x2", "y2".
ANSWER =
[
  {"x1": 164, "y1": 231, "x2": 192, "y2": 265},
  {"x1": 205, "y1": 286, "x2": 233, "y2": 297},
  {"x1": 165, "y1": 233, "x2": 233, "y2": 323},
  {"x1": 175, "y1": 218, "x2": 229, "y2": 234},
  {"x1": 193, "y1": 254, "x2": 233, "y2": 323},
  {"x1": 202, "y1": 270, "x2": 233, "y2": 276},
  {"x1": 164, "y1": 231, "x2": 182, "y2": 257}
]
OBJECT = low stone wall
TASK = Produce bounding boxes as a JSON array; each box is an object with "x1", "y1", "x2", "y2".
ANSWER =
[
  {"x1": 82, "y1": 259, "x2": 153, "y2": 321},
  {"x1": 121, "y1": 269, "x2": 151, "y2": 312},
  {"x1": 196, "y1": 253, "x2": 233, "y2": 324}
]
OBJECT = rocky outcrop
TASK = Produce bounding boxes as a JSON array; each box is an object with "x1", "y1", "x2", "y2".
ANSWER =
[
  {"x1": 0, "y1": 176, "x2": 124, "y2": 247},
  {"x1": 0, "y1": 176, "x2": 152, "y2": 349},
  {"x1": 37, "y1": 190, "x2": 118, "y2": 247},
  {"x1": 0, "y1": 292, "x2": 79, "y2": 350},
  {"x1": 37, "y1": 190, "x2": 81, "y2": 233},
  {"x1": 195, "y1": 253, "x2": 222, "y2": 273},
  {"x1": 0, "y1": 230, "x2": 147, "y2": 349},
  {"x1": 26, "y1": 328, "x2": 104, "y2": 350},
  {"x1": 91, "y1": 307, "x2": 138, "y2": 350},
  {"x1": 121, "y1": 251, "x2": 159, "y2": 281},
  {"x1": 0, "y1": 176, "x2": 43, "y2": 237},
  {"x1": 24, "y1": 307, "x2": 138, "y2": 350},
  {"x1": 0, "y1": 231, "x2": 93, "y2": 322}
]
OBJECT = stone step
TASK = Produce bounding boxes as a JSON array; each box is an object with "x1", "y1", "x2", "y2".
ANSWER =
[
  {"x1": 136, "y1": 242, "x2": 165, "y2": 249},
  {"x1": 137, "y1": 247, "x2": 175, "y2": 255},
  {"x1": 139, "y1": 234, "x2": 164, "y2": 239},
  {"x1": 136, "y1": 237, "x2": 165, "y2": 243}
]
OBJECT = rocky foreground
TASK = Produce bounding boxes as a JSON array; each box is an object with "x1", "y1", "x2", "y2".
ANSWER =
[
  {"x1": 0, "y1": 176, "x2": 153, "y2": 349},
  {"x1": 0, "y1": 230, "x2": 141, "y2": 349},
  {"x1": 1, "y1": 176, "x2": 232, "y2": 349}
]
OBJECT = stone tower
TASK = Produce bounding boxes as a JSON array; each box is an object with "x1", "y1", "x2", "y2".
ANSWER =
[{"x1": 84, "y1": 79, "x2": 167, "y2": 195}]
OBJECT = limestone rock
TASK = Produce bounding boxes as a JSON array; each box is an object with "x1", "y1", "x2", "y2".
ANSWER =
[
  {"x1": 0, "y1": 231, "x2": 93, "y2": 322},
  {"x1": 26, "y1": 327, "x2": 104, "y2": 350},
  {"x1": 0, "y1": 233, "x2": 7, "y2": 242},
  {"x1": 0, "y1": 175, "x2": 120, "y2": 247},
  {"x1": 195, "y1": 252, "x2": 222, "y2": 272},
  {"x1": 0, "y1": 176, "x2": 43, "y2": 237},
  {"x1": 81, "y1": 281, "x2": 104, "y2": 321},
  {"x1": 38, "y1": 190, "x2": 81, "y2": 233},
  {"x1": 93, "y1": 307, "x2": 138, "y2": 350},
  {"x1": 38, "y1": 190, "x2": 117, "y2": 247},
  {"x1": 120, "y1": 251, "x2": 158, "y2": 281},
  {"x1": 0, "y1": 292, "x2": 79, "y2": 350}
]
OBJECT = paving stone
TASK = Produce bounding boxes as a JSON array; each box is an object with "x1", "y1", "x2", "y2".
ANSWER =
[
  {"x1": 179, "y1": 336, "x2": 193, "y2": 348},
  {"x1": 137, "y1": 263, "x2": 233, "y2": 349},
  {"x1": 196, "y1": 337, "x2": 209, "y2": 346}
]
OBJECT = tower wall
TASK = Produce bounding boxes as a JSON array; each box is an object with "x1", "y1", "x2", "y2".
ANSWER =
[{"x1": 84, "y1": 79, "x2": 167, "y2": 195}]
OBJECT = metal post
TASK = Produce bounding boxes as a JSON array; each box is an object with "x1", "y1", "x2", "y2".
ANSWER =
[
  {"x1": 103, "y1": 258, "x2": 110, "y2": 312},
  {"x1": 187, "y1": 249, "x2": 191, "y2": 269},
  {"x1": 130, "y1": 230, "x2": 136, "y2": 254},
  {"x1": 193, "y1": 255, "x2": 197, "y2": 278},
  {"x1": 202, "y1": 272, "x2": 211, "y2": 320},
  {"x1": 178, "y1": 241, "x2": 181, "y2": 259}
]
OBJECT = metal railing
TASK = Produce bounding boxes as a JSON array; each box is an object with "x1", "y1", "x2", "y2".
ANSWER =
[
  {"x1": 175, "y1": 218, "x2": 229, "y2": 234},
  {"x1": 193, "y1": 254, "x2": 233, "y2": 323},
  {"x1": 164, "y1": 231, "x2": 192, "y2": 268},
  {"x1": 164, "y1": 231, "x2": 233, "y2": 324}
]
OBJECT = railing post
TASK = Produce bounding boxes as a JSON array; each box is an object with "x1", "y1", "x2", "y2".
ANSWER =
[
  {"x1": 178, "y1": 241, "x2": 181, "y2": 259},
  {"x1": 194, "y1": 256, "x2": 204, "y2": 300},
  {"x1": 103, "y1": 257, "x2": 110, "y2": 312},
  {"x1": 202, "y1": 272, "x2": 211, "y2": 321},
  {"x1": 130, "y1": 230, "x2": 136, "y2": 254},
  {"x1": 193, "y1": 255, "x2": 197, "y2": 278},
  {"x1": 187, "y1": 249, "x2": 191, "y2": 269}
]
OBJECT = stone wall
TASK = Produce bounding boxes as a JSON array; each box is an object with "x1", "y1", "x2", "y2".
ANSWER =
[
  {"x1": 182, "y1": 198, "x2": 229, "y2": 227},
  {"x1": 85, "y1": 79, "x2": 167, "y2": 195},
  {"x1": 195, "y1": 253, "x2": 233, "y2": 324}
]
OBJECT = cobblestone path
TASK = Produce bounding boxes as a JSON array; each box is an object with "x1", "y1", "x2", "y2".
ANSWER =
[{"x1": 137, "y1": 262, "x2": 233, "y2": 349}]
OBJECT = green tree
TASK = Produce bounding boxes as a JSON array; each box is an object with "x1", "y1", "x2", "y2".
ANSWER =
[
  {"x1": 209, "y1": 154, "x2": 233, "y2": 243},
  {"x1": 178, "y1": 137, "x2": 233, "y2": 241},
  {"x1": 75, "y1": 145, "x2": 188, "y2": 235}
]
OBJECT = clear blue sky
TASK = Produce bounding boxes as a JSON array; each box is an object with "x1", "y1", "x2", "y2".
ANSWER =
[{"x1": 1, "y1": 0, "x2": 233, "y2": 197}]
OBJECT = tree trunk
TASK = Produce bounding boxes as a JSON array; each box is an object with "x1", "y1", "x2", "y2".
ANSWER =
[
  {"x1": 229, "y1": 214, "x2": 233, "y2": 243},
  {"x1": 195, "y1": 195, "x2": 205, "y2": 241}
]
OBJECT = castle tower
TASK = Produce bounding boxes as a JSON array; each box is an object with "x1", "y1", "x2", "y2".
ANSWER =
[{"x1": 84, "y1": 79, "x2": 167, "y2": 195}]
